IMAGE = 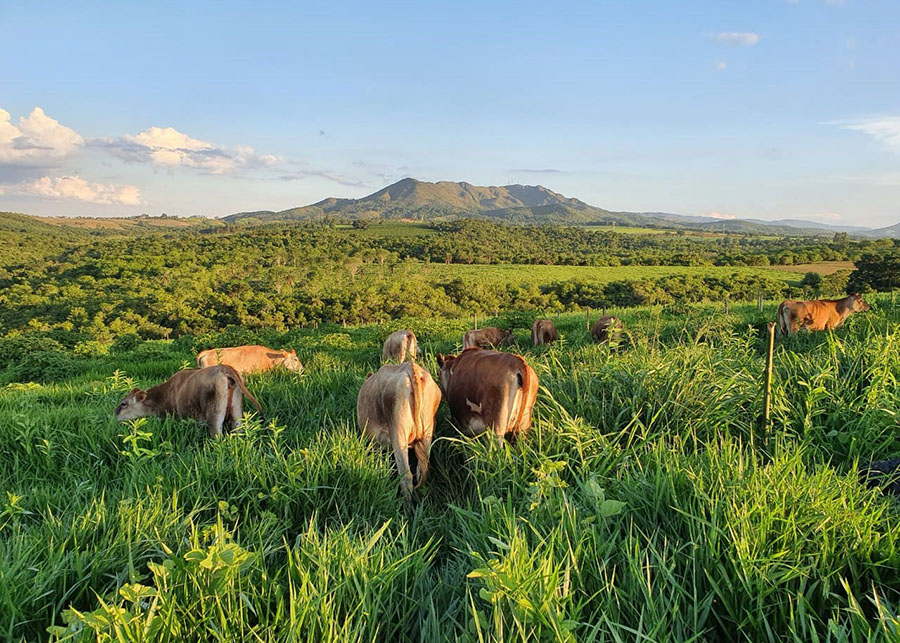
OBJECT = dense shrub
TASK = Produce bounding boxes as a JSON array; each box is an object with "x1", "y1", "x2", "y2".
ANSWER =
[{"x1": 13, "y1": 350, "x2": 78, "y2": 383}]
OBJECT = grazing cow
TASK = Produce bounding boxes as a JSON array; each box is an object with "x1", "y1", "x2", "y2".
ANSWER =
[
  {"x1": 591, "y1": 316, "x2": 624, "y2": 344},
  {"x1": 531, "y1": 319, "x2": 558, "y2": 346},
  {"x1": 197, "y1": 345, "x2": 302, "y2": 374},
  {"x1": 382, "y1": 329, "x2": 418, "y2": 362},
  {"x1": 777, "y1": 294, "x2": 870, "y2": 336},
  {"x1": 357, "y1": 362, "x2": 442, "y2": 499},
  {"x1": 437, "y1": 348, "x2": 539, "y2": 445},
  {"x1": 114, "y1": 365, "x2": 264, "y2": 438},
  {"x1": 463, "y1": 327, "x2": 514, "y2": 349}
]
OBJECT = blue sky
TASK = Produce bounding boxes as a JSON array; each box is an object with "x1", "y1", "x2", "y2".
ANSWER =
[{"x1": 1, "y1": 0, "x2": 899, "y2": 226}]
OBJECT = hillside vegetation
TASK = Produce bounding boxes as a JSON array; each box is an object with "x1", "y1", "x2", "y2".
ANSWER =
[
  {"x1": 2, "y1": 302, "x2": 900, "y2": 640},
  {"x1": 2, "y1": 218, "x2": 882, "y2": 340}
]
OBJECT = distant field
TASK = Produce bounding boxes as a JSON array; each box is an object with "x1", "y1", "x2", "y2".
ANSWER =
[
  {"x1": 33, "y1": 215, "x2": 223, "y2": 232},
  {"x1": 409, "y1": 262, "x2": 803, "y2": 286},
  {"x1": 771, "y1": 261, "x2": 855, "y2": 275},
  {"x1": 580, "y1": 225, "x2": 670, "y2": 235}
]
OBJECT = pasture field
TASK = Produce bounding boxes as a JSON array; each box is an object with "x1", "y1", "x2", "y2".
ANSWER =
[
  {"x1": 410, "y1": 263, "x2": 804, "y2": 288},
  {"x1": 2, "y1": 299, "x2": 900, "y2": 641}
]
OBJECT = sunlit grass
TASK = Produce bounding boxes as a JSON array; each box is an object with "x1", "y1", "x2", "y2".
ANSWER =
[{"x1": 1, "y1": 299, "x2": 899, "y2": 640}]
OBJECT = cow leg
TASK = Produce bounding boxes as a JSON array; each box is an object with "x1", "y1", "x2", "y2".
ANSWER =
[
  {"x1": 230, "y1": 385, "x2": 244, "y2": 429},
  {"x1": 413, "y1": 433, "x2": 432, "y2": 488},
  {"x1": 392, "y1": 433, "x2": 414, "y2": 500},
  {"x1": 207, "y1": 387, "x2": 227, "y2": 438}
]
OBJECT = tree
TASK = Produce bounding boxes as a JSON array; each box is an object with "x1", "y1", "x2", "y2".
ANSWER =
[
  {"x1": 848, "y1": 253, "x2": 900, "y2": 293},
  {"x1": 800, "y1": 272, "x2": 823, "y2": 296}
]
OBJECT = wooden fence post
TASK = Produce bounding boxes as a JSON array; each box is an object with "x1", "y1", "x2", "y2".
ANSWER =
[
  {"x1": 758, "y1": 294, "x2": 763, "y2": 312},
  {"x1": 586, "y1": 308, "x2": 591, "y2": 332},
  {"x1": 724, "y1": 299, "x2": 729, "y2": 314},
  {"x1": 474, "y1": 313, "x2": 478, "y2": 330},
  {"x1": 761, "y1": 322, "x2": 775, "y2": 434}
]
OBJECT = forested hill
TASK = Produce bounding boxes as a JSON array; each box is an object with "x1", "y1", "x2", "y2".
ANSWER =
[
  {"x1": 224, "y1": 178, "x2": 617, "y2": 225},
  {"x1": 222, "y1": 178, "x2": 857, "y2": 236}
]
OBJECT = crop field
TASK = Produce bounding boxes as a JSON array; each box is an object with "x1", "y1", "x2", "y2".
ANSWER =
[{"x1": 2, "y1": 297, "x2": 900, "y2": 641}]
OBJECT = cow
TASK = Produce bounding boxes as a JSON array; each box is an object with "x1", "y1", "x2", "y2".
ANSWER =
[
  {"x1": 196, "y1": 345, "x2": 302, "y2": 375},
  {"x1": 382, "y1": 329, "x2": 418, "y2": 362},
  {"x1": 437, "y1": 348, "x2": 539, "y2": 445},
  {"x1": 530, "y1": 319, "x2": 558, "y2": 346},
  {"x1": 591, "y1": 316, "x2": 624, "y2": 344},
  {"x1": 463, "y1": 327, "x2": 514, "y2": 349},
  {"x1": 777, "y1": 294, "x2": 870, "y2": 336},
  {"x1": 357, "y1": 362, "x2": 442, "y2": 499},
  {"x1": 114, "y1": 365, "x2": 264, "y2": 438}
]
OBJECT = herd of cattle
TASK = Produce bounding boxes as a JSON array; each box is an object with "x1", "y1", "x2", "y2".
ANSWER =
[{"x1": 114, "y1": 293, "x2": 871, "y2": 499}]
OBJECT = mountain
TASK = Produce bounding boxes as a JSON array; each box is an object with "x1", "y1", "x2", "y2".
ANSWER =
[
  {"x1": 222, "y1": 177, "x2": 893, "y2": 237},
  {"x1": 223, "y1": 178, "x2": 624, "y2": 225},
  {"x1": 857, "y1": 222, "x2": 900, "y2": 239},
  {"x1": 743, "y1": 218, "x2": 870, "y2": 233}
]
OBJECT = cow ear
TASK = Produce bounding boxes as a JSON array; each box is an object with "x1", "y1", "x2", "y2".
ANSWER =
[
  {"x1": 129, "y1": 387, "x2": 140, "y2": 395},
  {"x1": 135, "y1": 390, "x2": 147, "y2": 402},
  {"x1": 436, "y1": 354, "x2": 446, "y2": 367},
  {"x1": 365, "y1": 371, "x2": 374, "y2": 379}
]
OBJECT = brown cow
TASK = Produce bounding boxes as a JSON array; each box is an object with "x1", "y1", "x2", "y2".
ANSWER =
[
  {"x1": 591, "y1": 316, "x2": 624, "y2": 343},
  {"x1": 114, "y1": 365, "x2": 264, "y2": 438},
  {"x1": 777, "y1": 294, "x2": 870, "y2": 336},
  {"x1": 437, "y1": 348, "x2": 539, "y2": 445},
  {"x1": 382, "y1": 329, "x2": 418, "y2": 362},
  {"x1": 196, "y1": 345, "x2": 302, "y2": 374},
  {"x1": 531, "y1": 319, "x2": 558, "y2": 345},
  {"x1": 463, "y1": 327, "x2": 514, "y2": 349},
  {"x1": 357, "y1": 362, "x2": 442, "y2": 499}
]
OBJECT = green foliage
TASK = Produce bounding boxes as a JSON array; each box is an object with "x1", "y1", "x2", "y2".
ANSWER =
[
  {"x1": 850, "y1": 252, "x2": 900, "y2": 293},
  {"x1": 13, "y1": 350, "x2": 78, "y2": 383},
  {"x1": 1, "y1": 301, "x2": 899, "y2": 641}
]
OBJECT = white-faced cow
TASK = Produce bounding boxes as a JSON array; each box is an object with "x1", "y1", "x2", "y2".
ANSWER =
[
  {"x1": 357, "y1": 362, "x2": 442, "y2": 499},
  {"x1": 437, "y1": 347, "x2": 538, "y2": 445},
  {"x1": 114, "y1": 365, "x2": 264, "y2": 438},
  {"x1": 777, "y1": 294, "x2": 870, "y2": 336}
]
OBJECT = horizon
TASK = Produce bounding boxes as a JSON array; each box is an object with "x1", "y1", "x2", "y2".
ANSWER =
[{"x1": 2, "y1": 1, "x2": 899, "y2": 226}]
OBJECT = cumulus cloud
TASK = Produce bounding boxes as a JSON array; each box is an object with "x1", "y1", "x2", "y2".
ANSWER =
[
  {"x1": 714, "y1": 61, "x2": 728, "y2": 71},
  {"x1": 0, "y1": 107, "x2": 84, "y2": 165},
  {"x1": 837, "y1": 116, "x2": 900, "y2": 150},
  {"x1": 714, "y1": 32, "x2": 761, "y2": 46},
  {"x1": 98, "y1": 126, "x2": 280, "y2": 175},
  {"x1": 808, "y1": 212, "x2": 841, "y2": 220},
  {"x1": 18, "y1": 175, "x2": 141, "y2": 205},
  {"x1": 705, "y1": 211, "x2": 738, "y2": 220}
]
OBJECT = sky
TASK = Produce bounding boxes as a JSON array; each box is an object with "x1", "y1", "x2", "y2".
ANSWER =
[{"x1": 1, "y1": 0, "x2": 899, "y2": 226}]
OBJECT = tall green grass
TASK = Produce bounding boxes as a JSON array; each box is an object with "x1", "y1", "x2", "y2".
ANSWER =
[{"x1": 1, "y1": 299, "x2": 899, "y2": 641}]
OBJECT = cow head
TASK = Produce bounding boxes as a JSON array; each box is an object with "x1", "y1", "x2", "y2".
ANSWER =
[
  {"x1": 115, "y1": 388, "x2": 151, "y2": 421},
  {"x1": 436, "y1": 353, "x2": 456, "y2": 391},
  {"x1": 499, "y1": 329, "x2": 515, "y2": 345},
  {"x1": 851, "y1": 294, "x2": 871, "y2": 312},
  {"x1": 282, "y1": 349, "x2": 303, "y2": 372}
]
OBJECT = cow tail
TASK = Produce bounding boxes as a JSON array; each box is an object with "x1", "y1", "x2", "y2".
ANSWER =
[
  {"x1": 516, "y1": 362, "x2": 539, "y2": 437},
  {"x1": 777, "y1": 302, "x2": 789, "y2": 336},
  {"x1": 410, "y1": 365, "x2": 429, "y2": 488},
  {"x1": 197, "y1": 351, "x2": 208, "y2": 368},
  {"x1": 227, "y1": 367, "x2": 265, "y2": 420}
]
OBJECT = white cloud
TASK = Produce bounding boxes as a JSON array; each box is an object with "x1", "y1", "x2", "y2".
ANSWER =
[
  {"x1": 706, "y1": 211, "x2": 738, "y2": 220},
  {"x1": 837, "y1": 116, "x2": 900, "y2": 150},
  {"x1": 714, "y1": 61, "x2": 728, "y2": 71},
  {"x1": 19, "y1": 175, "x2": 141, "y2": 205},
  {"x1": 100, "y1": 126, "x2": 280, "y2": 175},
  {"x1": 808, "y1": 212, "x2": 841, "y2": 220},
  {"x1": 0, "y1": 107, "x2": 84, "y2": 165},
  {"x1": 714, "y1": 32, "x2": 761, "y2": 46}
]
